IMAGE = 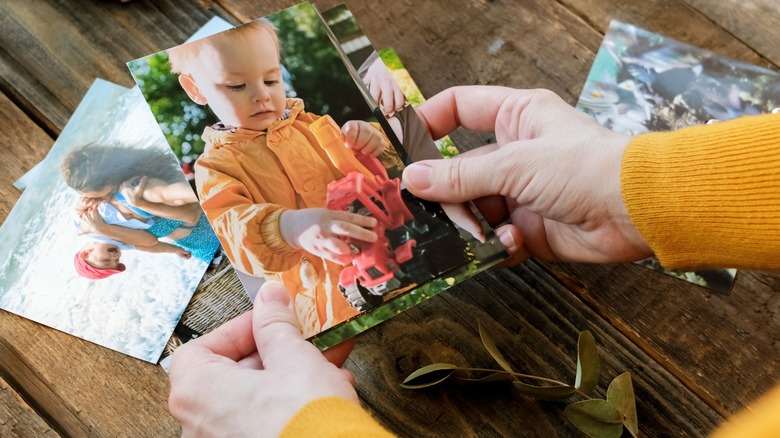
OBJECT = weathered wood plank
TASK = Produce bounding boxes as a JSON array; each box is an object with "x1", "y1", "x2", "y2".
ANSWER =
[
  {"x1": 559, "y1": 0, "x2": 779, "y2": 70},
  {"x1": 0, "y1": 92, "x2": 53, "y2": 219},
  {"x1": 685, "y1": 0, "x2": 780, "y2": 68},
  {"x1": 349, "y1": 262, "x2": 723, "y2": 437},
  {"x1": 0, "y1": 0, "x2": 219, "y2": 134},
  {"x1": 218, "y1": 0, "x2": 604, "y2": 103},
  {"x1": 0, "y1": 374, "x2": 59, "y2": 438},
  {"x1": 547, "y1": 261, "x2": 780, "y2": 416}
]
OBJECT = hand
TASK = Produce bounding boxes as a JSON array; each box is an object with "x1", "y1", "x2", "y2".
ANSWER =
[
  {"x1": 75, "y1": 197, "x2": 100, "y2": 215},
  {"x1": 363, "y1": 57, "x2": 406, "y2": 116},
  {"x1": 168, "y1": 281, "x2": 357, "y2": 437},
  {"x1": 402, "y1": 86, "x2": 652, "y2": 266},
  {"x1": 176, "y1": 248, "x2": 192, "y2": 260},
  {"x1": 341, "y1": 120, "x2": 388, "y2": 158},
  {"x1": 77, "y1": 206, "x2": 107, "y2": 234},
  {"x1": 119, "y1": 176, "x2": 148, "y2": 207},
  {"x1": 280, "y1": 208, "x2": 378, "y2": 264}
]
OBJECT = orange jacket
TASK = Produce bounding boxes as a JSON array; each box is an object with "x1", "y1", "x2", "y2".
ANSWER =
[{"x1": 194, "y1": 98, "x2": 361, "y2": 335}]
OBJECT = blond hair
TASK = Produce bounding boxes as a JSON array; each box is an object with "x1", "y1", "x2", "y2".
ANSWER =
[{"x1": 167, "y1": 18, "x2": 279, "y2": 75}]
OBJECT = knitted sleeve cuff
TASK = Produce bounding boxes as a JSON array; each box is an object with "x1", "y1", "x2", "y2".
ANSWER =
[
  {"x1": 280, "y1": 397, "x2": 395, "y2": 438},
  {"x1": 621, "y1": 113, "x2": 780, "y2": 270}
]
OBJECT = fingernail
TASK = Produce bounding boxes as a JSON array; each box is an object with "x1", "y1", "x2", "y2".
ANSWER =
[
  {"x1": 259, "y1": 281, "x2": 290, "y2": 306},
  {"x1": 498, "y1": 229, "x2": 515, "y2": 249},
  {"x1": 403, "y1": 163, "x2": 433, "y2": 190}
]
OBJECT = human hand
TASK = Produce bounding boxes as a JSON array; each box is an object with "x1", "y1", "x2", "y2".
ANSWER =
[
  {"x1": 75, "y1": 197, "x2": 100, "y2": 215},
  {"x1": 363, "y1": 57, "x2": 406, "y2": 116},
  {"x1": 176, "y1": 248, "x2": 192, "y2": 260},
  {"x1": 168, "y1": 281, "x2": 357, "y2": 437},
  {"x1": 402, "y1": 86, "x2": 652, "y2": 266},
  {"x1": 280, "y1": 208, "x2": 378, "y2": 264},
  {"x1": 119, "y1": 176, "x2": 147, "y2": 207},
  {"x1": 341, "y1": 120, "x2": 388, "y2": 158},
  {"x1": 77, "y1": 206, "x2": 107, "y2": 235}
]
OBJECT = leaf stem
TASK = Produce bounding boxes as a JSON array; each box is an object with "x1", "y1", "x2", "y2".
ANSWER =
[{"x1": 455, "y1": 367, "x2": 593, "y2": 398}]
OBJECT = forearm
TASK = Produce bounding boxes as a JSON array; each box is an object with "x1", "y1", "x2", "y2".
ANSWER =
[
  {"x1": 622, "y1": 113, "x2": 780, "y2": 270},
  {"x1": 136, "y1": 241, "x2": 181, "y2": 254},
  {"x1": 94, "y1": 223, "x2": 158, "y2": 247}
]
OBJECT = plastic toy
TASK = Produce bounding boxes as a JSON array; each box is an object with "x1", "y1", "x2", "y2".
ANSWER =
[{"x1": 310, "y1": 115, "x2": 467, "y2": 311}]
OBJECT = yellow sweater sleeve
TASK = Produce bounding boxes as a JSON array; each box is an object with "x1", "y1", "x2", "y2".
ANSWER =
[
  {"x1": 621, "y1": 113, "x2": 780, "y2": 271},
  {"x1": 280, "y1": 397, "x2": 395, "y2": 438}
]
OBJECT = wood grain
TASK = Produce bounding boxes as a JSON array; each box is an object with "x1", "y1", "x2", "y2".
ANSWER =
[
  {"x1": 0, "y1": 0, "x2": 218, "y2": 135},
  {"x1": 0, "y1": 375, "x2": 59, "y2": 437},
  {"x1": 0, "y1": 92, "x2": 53, "y2": 222},
  {"x1": 685, "y1": 0, "x2": 780, "y2": 68},
  {"x1": 547, "y1": 261, "x2": 780, "y2": 415},
  {"x1": 348, "y1": 263, "x2": 723, "y2": 437},
  {"x1": 560, "y1": 0, "x2": 777, "y2": 69},
  {"x1": 0, "y1": 0, "x2": 778, "y2": 435}
]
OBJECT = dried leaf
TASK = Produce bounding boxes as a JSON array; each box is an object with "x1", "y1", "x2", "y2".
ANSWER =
[
  {"x1": 607, "y1": 372, "x2": 639, "y2": 437},
  {"x1": 478, "y1": 321, "x2": 515, "y2": 374},
  {"x1": 512, "y1": 381, "x2": 577, "y2": 400},
  {"x1": 574, "y1": 331, "x2": 600, "y2": 394},
  {"x1": 454, "y1": 372, "x2": 515, "y2": 384},
  {"x1": 563, "y1": 399, "x2": 623, "y2": 438},
  {"x1": 401, "y1": 363, "x2": 458, "y2": 389}
]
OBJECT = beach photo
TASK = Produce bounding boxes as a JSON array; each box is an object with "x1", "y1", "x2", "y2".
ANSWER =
[{"x1": 0, "y1": 79, "x2": 220, "y2": 362}]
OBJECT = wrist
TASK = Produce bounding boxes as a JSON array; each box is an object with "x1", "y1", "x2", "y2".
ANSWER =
[
  {"x1": 279, "y1": 210, "x2": 301, "y2": 249},
  {"x1": 611, "y1": 133, "x2": 652, "y2": 258}
]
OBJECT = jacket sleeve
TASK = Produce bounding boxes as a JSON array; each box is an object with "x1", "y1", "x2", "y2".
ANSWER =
[
  {"x1": 195, "y1": 154, "x2": 306, "y2": 275},
  {"x1": 621, "y1": 113, "x2": 780, "y2": 271},
  {"x1": 280, "y1": 397, "x2": 395, "y2": 438}
]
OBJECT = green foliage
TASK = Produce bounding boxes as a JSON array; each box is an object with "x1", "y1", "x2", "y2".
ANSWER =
[
  {"x1": 128, "y1": 54, "x2": 215, "y2": 163},
  {"x1": 564, "y1": 400, "x2": 624, "y2": 438},
  {"x1": 402, "y1": 327, "x2": 639, "y2": 437},
  {"x1": 269, "y1": 3, "x2": 372, "y2": 125},
  {"x1": 575, "y1": 331, "x2": 601, "y2": 394}
]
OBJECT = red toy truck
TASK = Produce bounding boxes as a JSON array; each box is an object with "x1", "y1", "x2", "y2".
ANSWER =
[{"x1": 310, "y1": 115, "x2": 468, "y2": 311}]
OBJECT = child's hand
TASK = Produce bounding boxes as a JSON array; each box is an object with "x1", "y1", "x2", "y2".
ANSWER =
[
  {"x1": 75, "y1": 197, "x2": 100, "y2": 215},
  {"x1": 119, "y1": 176, "x2": 148, "y2": 207},
  {"x1": 341, "y1": 121, "x2": 387, "y2": 158},
  {"x1": 279, "y1": 208, "x2": 378, "y2": 264},
  {"x1": 78, "y1": 207, "x2": 107, "y2": 234},
  {"x1": 176, "y1": 248, "x2": 192, "y2": 260},
  {"x1": 363, "y1": 57, "x2": 406, "y2": 116}
]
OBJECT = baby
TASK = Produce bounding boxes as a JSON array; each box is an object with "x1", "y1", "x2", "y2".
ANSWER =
[
  {"x1": 73, "y1": 202, "x2": 193, "y2": 280},
  {"x1": 167, "y1": 19, "x2": 400, "y2": 334}
]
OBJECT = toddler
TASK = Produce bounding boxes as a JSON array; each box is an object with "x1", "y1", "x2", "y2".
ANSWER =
[{"x1": 167, "y1": 19, "x2": 401, "y2": 334}]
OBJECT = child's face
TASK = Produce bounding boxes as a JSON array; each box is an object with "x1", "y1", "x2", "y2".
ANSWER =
[
  {"x1": 183, "y1": 30, "x2": 287, "y2": 131},
  {"x1": 82, "y1": 242, "x2": 123, "y2": 270}
]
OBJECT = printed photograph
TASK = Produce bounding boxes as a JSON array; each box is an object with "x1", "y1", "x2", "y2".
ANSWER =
[
  {"x1": 0, "y1": 79, "x2": 220, "y2": 362},
  {"x1": 128, "y1": 3, "x2": 507, "y2": 347},
  {"x1": 577, "y1": 20, "x2": 780, "y2": 293}
]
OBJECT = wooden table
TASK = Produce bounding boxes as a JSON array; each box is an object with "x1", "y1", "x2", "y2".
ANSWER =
[{"x1": 1, "y1": 0, "x2": 778, "y2": 436}]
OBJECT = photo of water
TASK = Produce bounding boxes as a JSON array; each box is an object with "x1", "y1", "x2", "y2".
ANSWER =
[{"x1": 0, "y1": 80, "x2": 210, "y2": 362}]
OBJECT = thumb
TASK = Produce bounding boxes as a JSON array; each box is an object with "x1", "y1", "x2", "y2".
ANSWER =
[
  {"x1": 252, "y1": 281, "x2": 308, "y2": 369},
  {"x1": 402, "y1": 150, "x2": 511, "y2": 203}
]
